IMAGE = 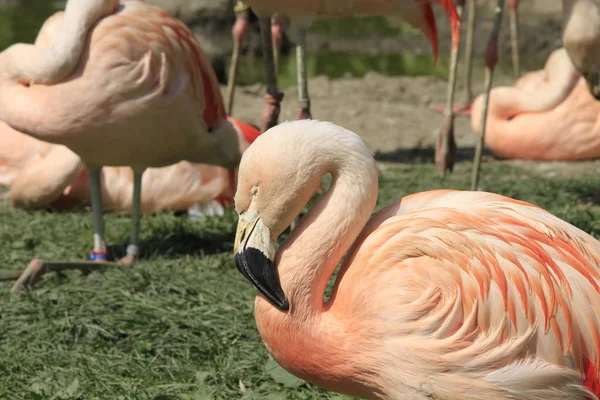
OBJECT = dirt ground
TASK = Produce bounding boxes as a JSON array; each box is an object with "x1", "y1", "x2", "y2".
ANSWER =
[
  {"x1": 222, "y1": 0, "x2": 600, "y2": 179},
  {"x1": 225, "y1": 71, "x2": 600, "y2": 179}
]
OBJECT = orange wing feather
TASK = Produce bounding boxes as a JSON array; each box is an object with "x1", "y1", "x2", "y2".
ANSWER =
[
  {"x1": 336, "y1": 190, "x2": 600, "y2": 397},
  {"x1": 417, "y1": 0, "x2": 460, "y2": 60},
  {"x1": 434, "y1": 0, "x2": 460, "y2": 52}
]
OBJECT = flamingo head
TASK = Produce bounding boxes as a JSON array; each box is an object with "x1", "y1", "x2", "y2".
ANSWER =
[{"x1": 232, "y1": 121, "x2": 335, "y2": 311}]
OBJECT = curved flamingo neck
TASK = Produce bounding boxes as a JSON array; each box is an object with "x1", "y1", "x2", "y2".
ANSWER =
[
  {"x1": 0, "y1": 0, "x2": 122, "y2": 143},
  {"x1": 251, "y1": 128, "x2": 379, "y2": 393},
  {"x1": 273, "y1": 140, "x2": 379, "y2": 318},
  {"x1": 0, "y1": 0, "x2": 118, "y2": 85}
]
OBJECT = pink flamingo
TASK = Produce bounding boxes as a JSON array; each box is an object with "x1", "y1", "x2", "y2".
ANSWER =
[
  {"x1": 233, "y1": 119, "x2": 600, "y2": 399},
  {"x1": 0, "y1": 117, "x2": 260, "y2": 213},
  {"x1": 471, "y1": 0, "x2": 600, "y2": 190},
  {"x1": 0, "y1": 0, "x2": 247, "y2": 285},
  {"x1": 470, "y1": 47, "x2": 600, "y2": 161},
  {"x1": 224, "y1": 1, "x2": 459, "y2": 133}
]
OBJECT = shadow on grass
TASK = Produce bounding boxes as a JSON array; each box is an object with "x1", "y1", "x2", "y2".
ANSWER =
[
  {"x1": 374, "y1": 146, "x2": 495, "y2": 165},
  {"x1": 108, "y1": 224, "x2": 236, "y2": 262}
]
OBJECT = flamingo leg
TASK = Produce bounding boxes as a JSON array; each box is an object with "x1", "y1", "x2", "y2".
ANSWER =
[
  {"x1": 463, "y1": 0, "x2": 477, "y2": 108},
  {"x1": 471, "y1": 0, "x2": 505, "y2": 191},
  {"x1": 88, "y1": 164, "x2": 109, "y2": 260},
  {"x1": 432, "y1": 1, "x2": 471, "y2": 117},
  {"x1": 296, "y1": 26, "x2": 312, "y2": 120},
  {"x1": 271, "y1": 14, "x2": 284, "y2": 79},
  {"x1": 435, "y1": 0, "x2": 464, "y2": 176},
  {"x1": 259, "y1": 15, "x2": 284, "y2": 133},
  {"x1": 120, "y1": 168, "x2": 145, "y2": 265},
  {"x1": 226, "y1": 1, "x2": 250, "y2": 116},
  {"x1": 508, "y1": 0, "x2": 520, "y2": 78},
  {"x1": 6, "y1": 164, "x2": 118, "y2": 294}
]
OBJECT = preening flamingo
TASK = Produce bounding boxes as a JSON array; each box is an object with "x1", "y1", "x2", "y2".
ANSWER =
[
  {"x1": 233, "y1": 119, "x2": 600, "y2": 400},
  {"x1": 0, "y1": 0, "x2": 246, "y2": 283},
  {"x1": 470, "y1": 47, "x2": 600, "y2": 161},
  {"x1": 224, "y1": 0, "x2": 460, "y2": 133},
  {"x1": 0, "y1": 117, "x2": 260, "y2": 213},
  {"x1": 471, "y1": 0, "x2": 600, "y2": 190}
]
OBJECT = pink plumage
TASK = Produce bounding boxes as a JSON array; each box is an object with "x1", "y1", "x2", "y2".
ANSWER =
[
  {"x1": 471, "y1": 48, "x2": 600, "y2": 161},
  {"x1": 233, "y1": 119, "x2": 600, "y2": 399},
  {"x1": 0, "y1": 117, "x2": 259, "y2": 212},
  {"x1": 0, "y1": 0, "x2": 248, "y2": 265},
  {"x1": 244, "y1": 0, "x2": 459, "y2": 60},
  {"x1": 0, "y1": 1, "x2": 241, "y2": 169}
]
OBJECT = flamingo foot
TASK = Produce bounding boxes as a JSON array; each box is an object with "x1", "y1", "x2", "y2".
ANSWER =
[
  {"x1": 119, "y1": 244, "x2": 140, "y2": 266},
  {"x1": 432, "y1": 103, "x2": 472, "y2": 116},
  {"x1": 7, "y1": 258, "x2": 116, "y2": 294},
  {"x1": 119, "y1": 254, "x2": 136, "y2": 265},
  {"x1": 259, "y1": 92, "x2": 284, "y2": 133}
]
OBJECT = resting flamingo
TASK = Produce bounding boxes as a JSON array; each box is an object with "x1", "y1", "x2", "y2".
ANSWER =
[
  {"x1": 233, "y1": 119, "x2": 600, "y2": 400},
  {"x1": 470, "y1": 0, "x2": 600, "y2": 190},
  {"x1": 469, "y1": 47, "x2": 600, "y2": 161},
  {"x1": 224, "y1": 0, "x2": 459, "y2": 133},
  {"x1": 0, "y1": 117, "x2": 260, "y2": 213},
  {"x1": 0, "y1": 0, "x2": 246, "y2": 283}
]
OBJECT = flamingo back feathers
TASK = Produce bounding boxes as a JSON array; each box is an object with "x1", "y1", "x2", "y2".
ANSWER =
[
  {"x1": 86, "y1": 2, "x2": 226, "y2": 130},
  {"x1": 335, "y1": 190, "x2": 600, "y2": 398}
]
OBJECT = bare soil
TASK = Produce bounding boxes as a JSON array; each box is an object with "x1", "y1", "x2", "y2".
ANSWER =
[{"x1": 223, "y1": 0, "x2": 600, "y2": 179}]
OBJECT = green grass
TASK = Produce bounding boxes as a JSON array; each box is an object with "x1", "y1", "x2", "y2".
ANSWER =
[
  {"x1": 2, "y1": 160, "x2": 600, "y2": 399},
  {"x1": 228, "y1": 47, "x2": 549, "y2": 88},
  {"x1": 308, "y1": 16, "x2": 413, "y2": 38}
]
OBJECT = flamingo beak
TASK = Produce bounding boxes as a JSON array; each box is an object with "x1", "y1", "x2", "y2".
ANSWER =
[{"x1": 233, "y1": 211, "x2": 289, "y2": 311}]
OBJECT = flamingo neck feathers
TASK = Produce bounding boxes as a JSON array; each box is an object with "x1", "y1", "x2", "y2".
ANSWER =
[
  {"x1": 277, "y1": 139, "x2": 377, "y2": 317},
  {"x1": 269, "y1": 124, "x2": 379, "y2": 317},
  {"x1": 0, "y1": 0, "x2": 118, "y2": 85},
  {"x1": 0, "y1": 1, "x2": 117, "y2": 139},
  {"x1": 252, "y1": 122, "x2": 378, "y2": 391}
]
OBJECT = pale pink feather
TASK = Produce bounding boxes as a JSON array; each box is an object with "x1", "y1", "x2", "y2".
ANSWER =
[
  {"x1": 242, "y1": 0, "x2": 459, "y2": 61},
  {"x1": 237, "y1": 120, "x2": 600, "y2": 399},
  {"x1": 0, "y1": 118, "x2": 258, "y2": 212},
  {"x1": 0, "y1": 1, "x2": 240, "y2": 170},
  {"x1": 471, "y1": 48, "x2": 600, "y2": 161}
]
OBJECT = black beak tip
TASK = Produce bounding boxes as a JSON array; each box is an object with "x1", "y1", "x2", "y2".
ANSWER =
[{"x1": 235, "y1": 247, "x2": 289, "y2": 311}]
